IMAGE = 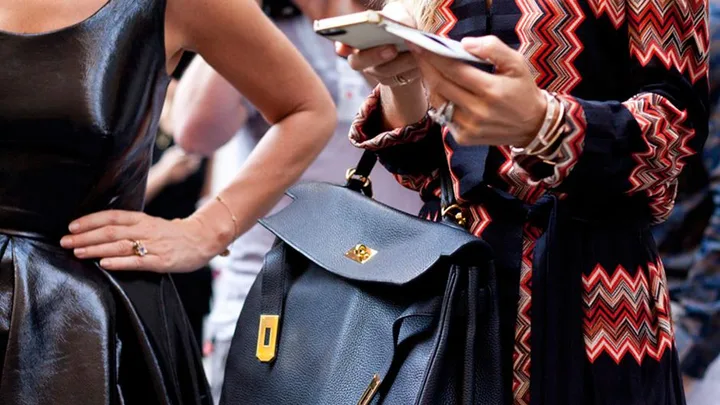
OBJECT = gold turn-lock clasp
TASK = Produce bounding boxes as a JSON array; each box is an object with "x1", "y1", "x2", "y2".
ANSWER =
[
  {"x1": 345, "y1": 243, "x2": 378, "y2": 264},
  {"x1": 357, "y1": 374, "x2": 382, "y2": 405},
  {"x1": 256, "y1": 314, "x2": 280, "y2": 363},
  {"x1": 345, "y1": 168, "x2": 372, "y2": 189},
  {"x1": 441, "y1": 203, "x2": 468, "y2": 227}
]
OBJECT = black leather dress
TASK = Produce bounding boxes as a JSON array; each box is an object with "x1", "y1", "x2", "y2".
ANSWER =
[{"x1": 0, "y1": 0, "x2": 211, "y2": 403}]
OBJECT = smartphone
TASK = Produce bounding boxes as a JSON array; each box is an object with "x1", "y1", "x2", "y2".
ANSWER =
[
  {"x1": 314, "y1": 10, "x2": 491, "y2": 66},
  {"x1": 314, "y1": 11, "x2": 410, "y2": 51}
]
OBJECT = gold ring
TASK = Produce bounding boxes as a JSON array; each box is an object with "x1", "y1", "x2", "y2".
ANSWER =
[
  {"x1": 132, "y1": 240, "x2": 148, "y2": 257},
  {"x1": 393, "y1": 74, "x2": 411, "y2": 86}
]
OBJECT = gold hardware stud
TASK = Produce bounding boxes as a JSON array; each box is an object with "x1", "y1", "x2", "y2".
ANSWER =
[
  {"x1": 441, "y1": 204, "x2": 467, "y2": 227},
  {"x1": 345, "y1": 168, "x2": 372, "y2": 188},
  {"x1": 357, "y1": 374, "x2": 382, "y2": 405},
  {"x1": 345, "y1": 243, "x2": 377, "y2": 264},
  {"x1": 256, "y1": 314, "x2": 280, "y2": 362},
  {"x1": 454, "y1": 212, "x2": 467, "y2": 227}
]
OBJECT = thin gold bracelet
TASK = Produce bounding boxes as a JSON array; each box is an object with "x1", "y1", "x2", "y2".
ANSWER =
[{"x1": 215, "y1": 194, "x2": 239, "y2": 257}]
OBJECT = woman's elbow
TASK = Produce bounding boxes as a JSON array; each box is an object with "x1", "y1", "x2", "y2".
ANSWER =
[
  {"x1": 319, "y1": 99, "x2": 339, "y2": 140},
  {"x1": 306, "y1": 90, "x2": 338, "y2": 145}
]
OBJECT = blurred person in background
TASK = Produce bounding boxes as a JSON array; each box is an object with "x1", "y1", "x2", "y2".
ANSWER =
[
  {"x1": 145, "y1": 73, "x2": 214, "y2": 345},
  {"x1": 172, "y1": 0, "x2": 422, "y2": 399},
  {"x1": 3, "y1": 0, "x2": 337, "y2": 402}
]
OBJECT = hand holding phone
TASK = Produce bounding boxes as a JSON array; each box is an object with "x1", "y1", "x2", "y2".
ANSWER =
[{"x1": 327, "y1": 4, "x2": 432, "y2": 130}]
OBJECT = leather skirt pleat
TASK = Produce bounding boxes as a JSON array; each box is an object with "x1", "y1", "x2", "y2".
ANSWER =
[{"x1": 0, "y1": 234, "x2": 212, "y2": 405}]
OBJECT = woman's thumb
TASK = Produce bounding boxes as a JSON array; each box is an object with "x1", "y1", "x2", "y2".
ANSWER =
[{"x1": 461, "y1": 36, "x2": 520, "y2": 73}]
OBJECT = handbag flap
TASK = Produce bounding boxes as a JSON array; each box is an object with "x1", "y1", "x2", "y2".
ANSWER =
[{"x1": 259, "y1": 182, "x2": 490, "y2": 285}]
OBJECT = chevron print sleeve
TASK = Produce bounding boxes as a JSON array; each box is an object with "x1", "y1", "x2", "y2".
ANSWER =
[
  {"x1": 349, "y1": 87, "x2": 435, "y2": 151},
  {"x1": 349, "y1": 85, "x2": 446, "y2": 195},
  {"x1": 514, "y1": 0, "x2": 709, "y2": 225}
]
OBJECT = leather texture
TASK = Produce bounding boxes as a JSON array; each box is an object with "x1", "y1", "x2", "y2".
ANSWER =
[
  {"x1": 261, "y1": 182, "x2": 490, "y2": 285},
  {"x1": 0, "y1": 0, "x2": 211, "y2": 403},
  {"x1": 220, "y1": 182, "x2": 504, "y2": 404}
]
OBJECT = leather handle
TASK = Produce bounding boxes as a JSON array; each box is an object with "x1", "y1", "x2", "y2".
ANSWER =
[
  {"x1": 347, "y1": 150, "x2": 459, "y2": 208},
  {"x1": 439, "y1": 159, "x2": 455, "y2": 209},
  {"x1": 345, "y1": 150, "x2": 378, "y2": 197},
  {"x1": 348, "y1": 150, "x2": 378, "y2": 180}
]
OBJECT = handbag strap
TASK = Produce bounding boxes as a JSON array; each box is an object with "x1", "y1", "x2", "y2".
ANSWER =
[
  {"x1": 345, "y1": 150, "x2": 379, "y2": 197},
  {"x1": 256, "y1": 241, "x2": 289, "y2": 363},
  {"x1": 346, "y1": 150, "x2": 467, "y2": 227}
]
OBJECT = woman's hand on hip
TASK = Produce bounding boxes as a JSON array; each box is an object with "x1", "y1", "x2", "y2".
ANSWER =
[
  {"x1": 60, "y1": 211, "x2": 225, "y2": 273},
  {"x1": 410, "y1": 36, "x2": 547, "y2": 147}
]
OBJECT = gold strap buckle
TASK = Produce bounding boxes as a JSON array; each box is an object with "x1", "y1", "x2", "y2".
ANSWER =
[
  {"x1": 346, "y1": 168, "x2": 372, "y2": 188},
  {"x1": 256, "y1": 314, "x2": 280, "y2": 362},
  {"x1": 441, "y1": 203, "x2": 467, "y2": 227}
]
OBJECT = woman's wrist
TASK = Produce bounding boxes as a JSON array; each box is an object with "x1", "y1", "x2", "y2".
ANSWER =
[
  {"x1": 186, "y1": 200, "x2": 237, "y2": 257},
  {"x1": 380, "y1": 81, "x2": 428, "y2": 130},
  {"x1": 512, "y1": 90, "x2": 567, "y2": 160},
  {"x1": 516, "y1": 88, "x2": 550, "y2": 147},
  {"x1": 145, "y1": 163, "x2": 171, "y2": 202},
  {"x1": 153, "y1": 165, "x2": 172, "y2": 186}
]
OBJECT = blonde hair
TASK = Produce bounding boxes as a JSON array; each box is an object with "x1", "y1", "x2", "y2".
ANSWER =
[{"x1": 387, "y1": 0, "x2": 440, "y2": 32}]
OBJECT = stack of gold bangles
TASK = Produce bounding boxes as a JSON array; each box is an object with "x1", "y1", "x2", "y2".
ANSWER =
[{"x1": 511, "y1": 90, "x2": 567, "y2": 163}]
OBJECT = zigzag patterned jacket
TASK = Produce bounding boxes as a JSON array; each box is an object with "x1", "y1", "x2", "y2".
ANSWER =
[{"x1": 349, "y1": 0, "x2": 709, "y2": 404}]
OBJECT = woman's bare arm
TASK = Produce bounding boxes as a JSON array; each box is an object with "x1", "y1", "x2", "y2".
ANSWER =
[
  {"x1": 161, "y1": 0, "x2": 336, "y2": 254},
  {"x1": 164, "y1": 0, "x2": 338, "y2": 254}
]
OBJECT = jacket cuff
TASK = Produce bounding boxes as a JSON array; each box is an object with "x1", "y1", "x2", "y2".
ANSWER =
[{"x1": 349, "y1": 86, "x2": 433, "y2": 151}]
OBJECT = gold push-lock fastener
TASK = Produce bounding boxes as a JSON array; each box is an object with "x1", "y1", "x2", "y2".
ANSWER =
[
  {"x1": 345, "y1": 243, "x2": 377, "y2": 264},
  {"x1": 256, "y1": 314, "x2": 280, "y2": 362}
]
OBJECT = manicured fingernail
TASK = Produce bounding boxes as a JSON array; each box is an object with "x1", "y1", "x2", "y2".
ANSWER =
[
  {"x1": 380, "y1": 47, "x2": 397, "y2": 60},
  {"x1": 69, "y1": 222, "x2": 80, "y2": 232},
  {"x1": 60, "y1": 237, "x2": 72, "y2": 248},
  {"x1": 74, "y1": 248, "x2": 86, "y2": 256}
]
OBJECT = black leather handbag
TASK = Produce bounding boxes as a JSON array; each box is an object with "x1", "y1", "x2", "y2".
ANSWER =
[{"x1": 220, "y1": 151, "x2": 504, "y2": 405}]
